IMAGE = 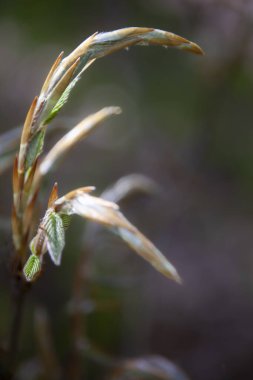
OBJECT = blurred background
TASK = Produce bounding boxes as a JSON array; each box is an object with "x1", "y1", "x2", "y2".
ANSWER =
[{"x1": 1, "y1": 0, "x2": 253, "y2": 379}]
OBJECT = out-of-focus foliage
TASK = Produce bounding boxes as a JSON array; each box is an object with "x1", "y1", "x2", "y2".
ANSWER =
[{"x1": 110, "y1": 356, "x2": 189, "y2": 380}]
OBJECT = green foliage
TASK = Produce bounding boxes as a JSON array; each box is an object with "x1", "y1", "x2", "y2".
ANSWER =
[
  {"x1": 43, "y1": 76, "x2": 80, "y2": 124},
  {"x1": 44, "y1": 210, "x2": 65, "y2": 265},
  {"x1": 60, "y1": 214, "x2": 72, "y2": 230},
  {"x1": 23, "y1": 254, "x2": 41, "y2": 282},
  {"x1": 25, "y1": 129, "x2": 45, "y2": 170}
]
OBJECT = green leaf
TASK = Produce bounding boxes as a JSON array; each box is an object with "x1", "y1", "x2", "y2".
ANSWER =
[
  {"x1": 43, "y1": 76, "x2": 80, "y2": 124},
  {"x1": 23, "y1": 254, "x2": 42, "y2": 282},
  {"x1": 44, "y1": 210, "x2": 65, "y2": 265},
  {"x1": 60, "y1": 214, "x2": 72, "y2": 230},
  {"x1": 25, "y1": 129, "x2": 45, "y2": 170}
]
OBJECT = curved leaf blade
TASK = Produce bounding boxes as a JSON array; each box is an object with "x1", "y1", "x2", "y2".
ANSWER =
[{"x1": 55, "y1": 189, "x2": 181, "y2": 283}]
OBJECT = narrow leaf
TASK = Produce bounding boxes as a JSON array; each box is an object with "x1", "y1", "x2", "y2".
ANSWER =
[
  {"x1": 43, "y1": 59, "x2": 95, "y2": 124},
  {"x1": 39, "y1": 27, "x2": 203, "y2": 126},
  {"x1": 101, "y1": 174, "x2": 160, "y2": 203},
  {"x1": 55, "y1": 189, "x2": 181, "y2": 283},
  {"x1": 25, "y1": 129, "x2": 45, "y2": 170},
  {"x1": 40, "y1": 51, "x2": 64, "y2": 96},
  {"x1": 40, "y1": 107, "x2": 121, "y2": 176},
  {"x1": 43, "y1": 75, "x2": 79, "y2": 124},
  {"x1": 22, "y1": 188, "x2": 39, "y2": 236},
  {"x1": 59, "y1": 27, "x2": 203, "y2": 77},
  {"x1": 40, "y1": 58, "x2": 80, "y2": 125},
  {"x1": 88, "y1": 27, "x2": 204, "y2": 58},
  {"x1": 55, "y1": 32, "x2": 98, "y2": 75},
  {"x1": 18, "y1": 96, "x2": 38, "y2": 174}
]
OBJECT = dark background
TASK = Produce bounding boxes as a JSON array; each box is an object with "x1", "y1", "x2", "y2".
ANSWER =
[{"x1": 1, "y1": 1, "x2": 253, "y2": 379}]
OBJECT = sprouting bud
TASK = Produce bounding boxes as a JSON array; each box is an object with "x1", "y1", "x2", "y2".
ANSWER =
[{"x1": 23, "y1": 254, "x2": 42, "y2": 282}]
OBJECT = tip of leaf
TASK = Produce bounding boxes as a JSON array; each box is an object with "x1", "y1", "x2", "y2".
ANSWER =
[
  {"x1": 182, "y1": 41, "x2": 205, "y2": 55},
  {"x1": 163, "y1": 262, "x2": 182, "y2": 284},
  {"x1": 48, "y1": 182, "x2": 59, "y2": 207},
  {"x1": 111, "y1": 106, "x2": 122, "y2": 115},
  {"x1": 174, "y1": 272, "x2": 183, "y2": 285}
]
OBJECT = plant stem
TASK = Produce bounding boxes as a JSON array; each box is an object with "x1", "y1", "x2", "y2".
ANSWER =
[
  {"x1": 68, "y1": 248, "x2": 90, "y2": 380},
  {"x1": 8, "y1": 273, "x2": 30, "y2": 373}
]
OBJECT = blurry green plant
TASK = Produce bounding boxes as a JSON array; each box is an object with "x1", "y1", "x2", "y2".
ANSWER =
[{"x1": 0, "y1": 26, "x2": 203, "y2": 379}]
